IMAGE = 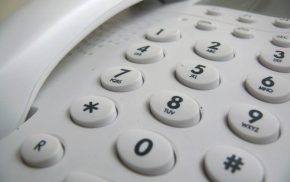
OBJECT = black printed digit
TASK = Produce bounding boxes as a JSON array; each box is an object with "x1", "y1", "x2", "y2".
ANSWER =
[
  {"x1": 137, "y1": 46, "x2": 151, "y2": 53},
  {"x1": 135, "y1": 138, "x2": 153, "y2": 156},
  {"x1": 208, "y1": 42, "x2": 221, "y2": 50},
  {"x1": 191, "y1": 64, "x2": 206, "y2": 75},
  {"x1": 167, "y1": 96, "x2": 183, "y2": 109},
  {"x1": 261, "y1": 76, "x2": 275, "y2": 87},
  {"x1": 249, "y1": 109, "x2": 263, "y2": 123},
  {"x1": 274, "y1": 51, "x2": 285, "y2": 59},
  {"x1": 114, "y1": 69, "x2": 131, "y2": 78}
]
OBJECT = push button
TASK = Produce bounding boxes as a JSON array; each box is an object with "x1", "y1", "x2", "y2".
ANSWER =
[
  {"x1": 194, "y1": 40, "x2": 235, "y2": 61},
  {"x1": 116, "y1": 130, "x2": 175, "y2": 175},
  {"x1": 204, "y1": 146, "x2": 264, "y2": 182},
  {"x1": 70, "y1": 96, "x2": 117, "y2": 128},
  {"x1": 245, "y1": 73, "x2": 290, "y2": 103},
  {"x1": 272, "y1": 34, "x2": 290, "y2": 48},
  {"x1": 259, "y1": 48, "x2": 290, "y2": 73},
  {"x1": 238, "y1": 14, "x2": 256, "y2": 23},
  {"x1": 273, "y1": 18, "x2": 290, "y2": 28},
  {"x1": 20, "y1": 134, "x2": 64, "y2": 168},
  {"x1": 176, "y1": 62, "x2": 220, "y2": 90},
  {"x1": 232, "y1": 27, "x2": 254, "y2": 39},
  {"x1": 146, "y1": 27, "x2": 181, "y2": 42},
  {"x1": 126, "y1": 43, "x2": 164, "y2": 64},
  {"x1": 196, "y1": 20, "x2": 216, "y2": 31},
  {"x1": 150, "y1": 91, "x2": 200, "y2": 127},
  {"x1": 101, "y1": 67, "x2": 143, "y2": 92},
  {"x1": 228, "y1": 104, "x2": 280, "y2": 144}
]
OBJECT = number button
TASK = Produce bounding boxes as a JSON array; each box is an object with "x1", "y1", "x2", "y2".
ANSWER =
[
  {"x1": 69, "y1": 96, "x2": 117, "y2": 128},
  {"x1": 238, "y1": 14, "x2": 256, "y2": 23},
  {"x1": 101, "y1": 67, "x2": 143, "y2": 92},
  {"x1": 232, "y1": 27, "x2": 254, "y2": 39},
  {"x1": 204, "y1": 146, "x2": 264, "y2": 182},
  {"x1": 146, "y1": 27, "x2": 181, "y2": 42},
  {"x1": 194, "y1": 40, "x2": 235, "y2": 61},
  {"x1": 245, "y1": 73, "x2": 290, "y2": 103},
  {"x1": 176, "y1": 62, "x2": 220, "y2": 90},
  {"x1": 272, "y1": 34, "x2": 290, "y2": 48},
  {"x1": 116, "y1": 130, "x2": 175, "y2": 175},
  {"x1": 196, "y1": 20, "x2": 216, "y2": 31},
  {"x1": 273, "y1": 18, "x2": 290, "y2": 28},
  {"x1": 150, "y1": 91, "x2": 201, "y2": 127},
  {"x1": 126, "y1": 43, "x2": 164, "y2": 64},
  {"x1": 228, "y1": 104, "x2": 280, "y2": 144},
  {"x1": 20, "y1": 134, "x2": 64, "y2": 168}
]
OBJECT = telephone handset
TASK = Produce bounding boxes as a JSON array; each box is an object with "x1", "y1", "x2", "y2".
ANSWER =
[
  {"x1": 0, "y1": 0, "x2": 142, "y2": 139},
  {"x1": 0, "y1": 0, "x2": 290, "y2": 181}
]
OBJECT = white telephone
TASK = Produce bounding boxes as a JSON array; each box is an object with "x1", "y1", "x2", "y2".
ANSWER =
[{"x1": 0, "y1": 0, "x2": 289, "y2": 181}]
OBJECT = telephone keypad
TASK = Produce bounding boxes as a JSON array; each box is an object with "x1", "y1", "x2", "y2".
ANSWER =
[
  {"x1": 238, "y1": 14, "x2": 256, "y2": 24},
  {"x1": 227, "y1": 104, "x2": 280, "y2": 144},
  {"x1": 116, "y1": 130, "x2": 175, "y2": 176},
  {"x1": 194, "y1": 40, "x2": 235, "y2": 61},
  {"x1": 273, "y1": 18, "x2": 290, "y2": 29}
]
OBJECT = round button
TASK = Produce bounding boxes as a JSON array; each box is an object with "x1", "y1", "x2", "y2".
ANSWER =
[
  {"x1": 194, "y1": 40, "x2": 235, "y2": 61},
  {"x1": 245, "y1": 73, "x2": 290, "y2": 103},
  {"x1": 69, "y1": 96, "x2": 117, "y2": 128},
  {"x1": 116, "y1": 130, "x2": 175, "y2": 176},
  {"x1": 228, "y1": 104, "x2": 280, "y2": 144},
  {"x1": 101, "y1": 67, "x2": 143, "y2": 92},
  {"x1": 259, "y1": 48, "x2": 290, "y2": 73},
  {"x1": 196, "y1": 20, "x2": 216, "y2": 31},
  {"x1": 176, "y1": 62, "x2": 220, "y2": 90},
  {"x1": 20, "y1": 134, "x2": 64, "y2": 168},
  {"x1": 126, "y1": 43, "x2": 164, "y2": 64},
  {"x1": 273, "y1": 18, "x2": 290, "y2": 28},
  {"x1": 204, "y1": 146, "x2": 264, "y2": 182},
  {"x1": 206, "y1": 8, "x2": 222, "y2": 16},
  {"x1": 272, "y1": 34, "x2": 290, "y2": 48},
  {"x1": 146, "y1": 27, "x2": 181, "y2": 42},
  {"x1": 232, "y1": 27, "x2": 254, "y2": 39},
  {"x1": 238, "y1": 14, "x2": 256, "y2": 23},
  {"x1": 149, "y1": 91, "x2": 200, "y2": 127}
]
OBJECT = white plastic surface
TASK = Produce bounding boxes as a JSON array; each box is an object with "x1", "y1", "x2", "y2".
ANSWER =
[
  {"x1": 196, "y1": 20, "x2": 216, "y2": 31},
  {"x1": 232, "y1": 27, "x2": 254, "y2": 39},
  {"x1": 64, "y1": 172, "x2": 108, "y2": 182},
  {"x1": 0, "y1": 0, "x2": 142, "y2": 139},
  {"x1": 273, "y1": 18, "x2": 290, "y2": 29},
  {"x1": 272, "y1": 34, "x2": 290, "y2": 47}
]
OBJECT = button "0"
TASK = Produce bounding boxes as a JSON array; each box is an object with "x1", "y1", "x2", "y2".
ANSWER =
[{"x1": 116, "y1": 130, "x2": 175, "y2": 175}]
